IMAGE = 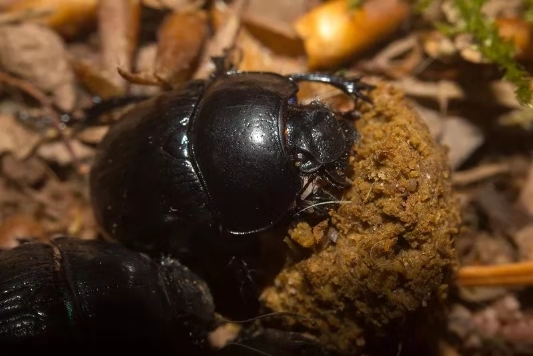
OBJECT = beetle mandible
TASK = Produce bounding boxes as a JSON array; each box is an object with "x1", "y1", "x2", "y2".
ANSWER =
[{"x1": 90, "y1": 59, "x2": 372, "y2": 265}]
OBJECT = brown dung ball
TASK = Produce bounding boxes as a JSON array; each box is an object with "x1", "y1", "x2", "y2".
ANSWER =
[{"x1": 260, "y1": 82, "x2": 461, "y2": 354}]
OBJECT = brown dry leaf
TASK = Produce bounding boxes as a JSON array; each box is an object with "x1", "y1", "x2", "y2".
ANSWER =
[
  {"x1": 0, "y1": 114, "x2": 42, "y2": 159},
  {"x1": 241, "y1": 0, "x2": 315, "y2": 57},
  {"x1": 412, "y1": 103, "x2": 445, "y2": 140},
  {"x1": 98, "y1": 0, "x2": 141, "y2": 91},
  {"x1": 29, "y1": 179, "x2": 88, "y2": 232},
  {"x1": 1, "y1": 154, "x2": 47, "y2": 186},
  {"x1": 294, "y1": 0, "x2": 410, "y2": 69},
  {"x1": 71, "y1": 59, "x2": 124, "y2": 99},
  {"x1": 66, "y1": 201, "x2": 97, "y2": 239},
  {"x1": 75, "y1": 126, "x2": 110, "y2": 145},
  {"x1": 155, "y1": 10, "x2": 208, "y2": 86},
  {"x1": 37, "y1": 139, "x2": 95, "y2": 165},
  {"x1": 0, "y1": 214, "x2": 47, "y2": 249},
  {"x1": 4, "y1": 0, "x2": 98, "y2": 38},
  {"x1": 141, "y1": 0, "x2": 197, "y2": 10},
  {"x1": 496, "y1": 17, "x2": 533, "y2": 61},
  {"x1": 439, "y1": 116, "x2": 484, "y2": 169},
  {"x1": 193, "y1": 1, "x2": 243, "y2": 79},
  {"x1": 0, "y1": 177, "x2": 35, "y2": 221},
  {"x1": 514, "y1": 224, "x2": 533, "y2": 261},
  {"x1": 130, "y1": 43, "x2": 161, "y2": 96},
  {"x1": 0, "y1": 23, "x2": 76, "y2": 111},
  {"x1": 518, "y1": 162, "x2": 533, "y2": 215},
  {"x1": 236, "y1": 28, "x2": 306, "y2": 74},
  {"x1": 421, "y1": 30, "x2": 457, "y2": 61},
  {"x1": 245, "y1": 0, "x2": 318, "y2": 25}
]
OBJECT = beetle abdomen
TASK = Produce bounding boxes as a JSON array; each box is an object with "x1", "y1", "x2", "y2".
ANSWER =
[
  {"x1": 90, "y1": 83, "x2": 214, "y2": 257},
  {"x1": 190, "y1": 73, "x2": 302, "y2": 234},
  {"x1": 0, "y1": 237, "x2": 215, "y2": 352},
  {"x1": 0, "y1": 243, "x2": 70, "y2": 341}
]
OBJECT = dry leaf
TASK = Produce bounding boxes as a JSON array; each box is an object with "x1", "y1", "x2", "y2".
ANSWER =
[
  {"x1": 130, "y1": 43, "x2": 161, "y2": 96},
  {"x1": 37, "y1": 139, "x2": 95, "y2": 165},
  {"x1": 241, "y1": 0, "x2": 314, "y2": 57},
  {"x1": 0, "y1": 23, "x2": 76, "y2": 111},
  {"x1": 155, "y1": 10, "x2": 208, "y2": 85},
  {"x1": 5, "y1": 0, "x2": 98, "y2": 38},
  {"x1": 495, "y1": 17, "x2": 533, "y2": 61},
  {"x1": 193, "y1": 1, "x2": 242, "y2": 79},
  {"x1": 1, "y1": 154, "x2": 46, "y2": 186},
  {"x1": 237, "y1": 28, "x2": 306, "y2": 74},
  {"x1": 294, "y1": 0, "x2": 410, "y2": 69},
  {"x1": 75, "y1": 126, "x2": 110, "y2": 144},
  {"x1": 141, "y1": 0, "x2": 195, "y2": 10},
  {"x1": 0, "y1": 114, "x2": 42, "y2": 159},
  {"x1": 518, "y1": 162, "x2": 533, "y2": 215},
  {"x1": 0, "y1": 214, "x2": 47, "y2": 249},
  {"x1": 71, "y1": 59, "x2": 125, "y2": 99},
  {"x1": 98, "y1": 0, "x2": 141, "y2": 91},
  {"x1": 439, "y1": 116, "x2": 484, "y2": 169}
]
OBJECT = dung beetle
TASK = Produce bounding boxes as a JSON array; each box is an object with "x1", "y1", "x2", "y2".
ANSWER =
[
  {"x1": 0, "y1": 237, "x2": 339, "y2": 356},
  {"x1": 90, "y1": 60, "x2": 371, "y2": 258},
  {"x1": 89, "y1": 59, "x2": 372, "y2": 316},
  {"x1": 0, "y1": 237, "x2": 215, "y2": 354}
]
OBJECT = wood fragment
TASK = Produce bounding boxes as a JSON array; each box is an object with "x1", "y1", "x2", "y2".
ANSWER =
[
  {"x1": 294, "y1": 0, "x2": 410, "y2": 69},
  {"x1": 457, "y1": 261, "x2": 533, "y2": 287},
  {"x1": 4, "y1": 0, "x2": 98, "y2": 38},
  {"x1": 393, "y1": 77, "x2": 522, "y2": 108},
  {"x1": 98, "y1": 0, "x2": 141, "y2": 91},
  {"x1": 0, "y1": 71, "x2": 81, "y2": 172},
  {"x1": 193, "y1": 0, "x2": 245, "y2": 79},
  {"x1": 474, "y1": 184, "x2": 531, "y2": 236},
  {"x1": 155, "y1": 10, "x2": 208, "y2": 86},
  {"x1": 453, "y1": 163, "x2": 511, "y2": 186},
  {"x1": 518, "y1": 162, "x2": 533, "y2": 215}
]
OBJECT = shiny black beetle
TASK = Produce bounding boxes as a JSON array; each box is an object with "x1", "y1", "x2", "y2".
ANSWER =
[
  {"x1": 90, "y1": 61, "x2": 371, "y2": 259},
  {"x1": 0, "y1": 237, "x2": 338, "y2": 356},
  {"x1": 0, "y1": 237, "x2": 215, "y2": 354}
]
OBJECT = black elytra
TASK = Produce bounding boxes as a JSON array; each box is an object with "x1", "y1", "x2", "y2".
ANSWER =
[{"x1": 89, "y1": 64, "x2": 372, "y2": 261}]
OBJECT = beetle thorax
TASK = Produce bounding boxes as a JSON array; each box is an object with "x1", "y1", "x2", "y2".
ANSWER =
[{"x1": 285, "y1": 104, "x2": 354, "y2": 175}]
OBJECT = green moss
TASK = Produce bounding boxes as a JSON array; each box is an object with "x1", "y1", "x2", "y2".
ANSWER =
[
  {"x1": 414, "y1": 0, "x2": 433, "y2": 12},
  {"x1": 454, "y1": 0, "x2": 532, "y2": 106},
  {"x1": 417, "y1": 0, "x2": 533, "y2": 107},
  {"x1": 525, "y1": 0, "x2": 533, "y2": 23},
  {"x1": 348, "y1": 0, "x2": 363, "y2": 10}
]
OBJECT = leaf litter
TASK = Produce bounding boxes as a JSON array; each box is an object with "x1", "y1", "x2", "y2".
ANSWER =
[{"x1": 1, "y1": 0, "x2": 533, "y2": 355}]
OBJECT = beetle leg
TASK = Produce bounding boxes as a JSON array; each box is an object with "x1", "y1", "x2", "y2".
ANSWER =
[
  {"x1": 210, "y1": 48, "x2": 242, "y2": 78},
  {"x1": 294, "y1": 183, "x2": 342, "y2": 218},
  {"x1": 286, "y1": 73, "x2": 374, "y2": 103},
  {"x1": 323, "y1": 165, "x2": 352, "y2": 189}
]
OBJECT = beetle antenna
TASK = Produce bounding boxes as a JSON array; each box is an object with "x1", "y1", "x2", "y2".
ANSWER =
[
  {"x1": 293, "y1": 200, "x2": 352, "y2": 216},
  {"x1": 218, "y1": 311, "x2": 317, "y2": 327}
]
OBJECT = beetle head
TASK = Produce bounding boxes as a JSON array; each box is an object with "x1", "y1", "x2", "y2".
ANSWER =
[{"x1": 286, "y1": 102, "x2": 357, "y2": 187}]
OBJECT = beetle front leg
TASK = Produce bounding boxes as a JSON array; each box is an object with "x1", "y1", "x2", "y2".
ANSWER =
[{"x1": 287, "y1": 73, "x2": 374, "y2": 103}]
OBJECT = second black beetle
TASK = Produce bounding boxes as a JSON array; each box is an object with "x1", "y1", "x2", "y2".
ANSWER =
[{"x1": 90, "y1": 62, "x2": 371, "y2": 258}]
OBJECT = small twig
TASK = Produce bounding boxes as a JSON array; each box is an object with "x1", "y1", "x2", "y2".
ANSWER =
[
  {"x1": 457, "y1": 261, "x2": 533, "y2": 287},
  {"x1": 452, "y1": 163, "x2": 511, "y2": 186},
  {"x1": 193, "y1": 0, "x2": 247, "y2": 79},
  {"x1": 0, "y1": 71, "x2": 82, "y2": 173}
]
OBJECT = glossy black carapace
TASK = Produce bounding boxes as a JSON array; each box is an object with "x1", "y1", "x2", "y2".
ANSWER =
[{"x1": 90, "y1": 64, "x2": 371, "y2": 261}]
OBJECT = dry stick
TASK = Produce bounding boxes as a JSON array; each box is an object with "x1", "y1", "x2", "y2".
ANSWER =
[
  {"x1": 0, "y1": 71, "x2": 82, "y2": 173},
  {"x1": 452, "y1": 163, "x2": 511, "y2": 186},
  {"x1": 456, "y1": 261, "x2": 533, "y2": 287}
]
